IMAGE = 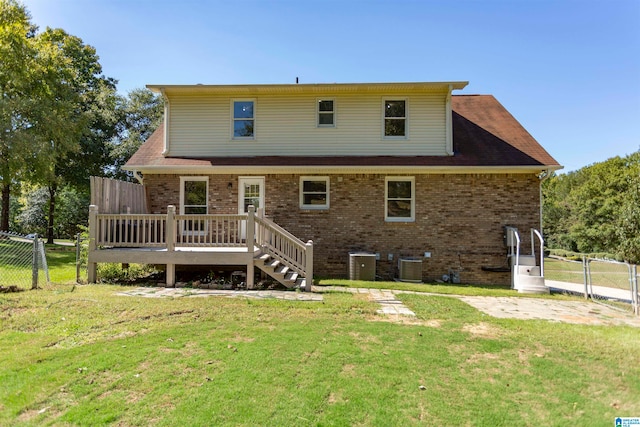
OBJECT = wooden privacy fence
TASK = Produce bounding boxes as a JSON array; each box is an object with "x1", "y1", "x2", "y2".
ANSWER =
[{"x1": 90, "y1": 177, "x2": 147, "y2": 214}]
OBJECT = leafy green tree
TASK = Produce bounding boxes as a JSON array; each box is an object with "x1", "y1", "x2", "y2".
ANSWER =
[
  {"x1": 109, "y1": 88, "x2": 163, "y2": 179},
  {"x1": 0, "y1": 0, "x2": 39, "y2": 231},
  {"x1": 16, "y1": 185, "x2": 48, "y2": 235},
  {"x1": 35, "y1": 28, "x2": 118, "y2": 242},
  {"x1": 617, "y1": 151, "x2": 640, "y2": 263},
  {"x1": 0, "y1": 1, "x2": 117, "y2": 240},
  {"x1": 543, "y1": 150, "x2": 640, "y2": 260},
  {"x1": 16, "y1": 184, "x2": 89, "y2": 238}
]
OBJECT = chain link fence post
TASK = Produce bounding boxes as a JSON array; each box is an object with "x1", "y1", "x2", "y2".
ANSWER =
[
  {"x1": 76, "y1": 233, "x2": 81, "y2": 284},
  {"x1": 31, "y1": 234, "x2": 39, "y2": 289},
  {"x1": 0, "y1": 231, "x2": 48, "y2": 290},
  {"x1": 632, "y1": 264, "x2": 638, "y2": 316}
]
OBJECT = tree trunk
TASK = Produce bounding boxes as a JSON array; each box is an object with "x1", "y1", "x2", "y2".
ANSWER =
[
  {"x1": 47, "y1": 184, "x2": 57, "y2": 244},
  {"x1": 1, "y1": 182, "x2": 9, "y2": 232}
]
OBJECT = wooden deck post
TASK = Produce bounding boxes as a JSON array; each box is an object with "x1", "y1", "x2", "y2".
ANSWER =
[
  {"x1": 88, "y1": 205, "x2": 98, "y2": 283},
  {"x1": 305, "y1": 240, "x2": 313, "y2": 292},
  {"x1": 166, "y1": 205, "x2": 176, "y2": 287},
  {"x1": 246, "y1": 205, "x2": 255, "y2": 289}
]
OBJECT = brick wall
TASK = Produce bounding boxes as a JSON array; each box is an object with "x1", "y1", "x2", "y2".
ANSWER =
[{"x1": 143, "y1": 173, "x2": 541, "y2": 286}]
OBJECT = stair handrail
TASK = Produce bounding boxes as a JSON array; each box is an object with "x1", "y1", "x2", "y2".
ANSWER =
[
  {"x1": 254, "y1": 213, "x2": 312, "y2": 281},
  {"x1": 513, "y1": 229, "x2": 521, "y2": 272},
  {"x1": 505, "y1": 226, "x2": 520, "y2": 270},
  {"x1": 531, "y1": 228, "x2": 544, "y2": 277}
]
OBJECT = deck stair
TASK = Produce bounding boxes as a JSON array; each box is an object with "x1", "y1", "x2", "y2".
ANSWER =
[
  {"x1": 506, "y1": 227, "x2": 549, "y2": 294},
  {"x1": 253, "y1": 210, "x2": 313, "y2": 291},
  {"x1": 254, "y1": 252, "x2": 307, "y2": 290}
]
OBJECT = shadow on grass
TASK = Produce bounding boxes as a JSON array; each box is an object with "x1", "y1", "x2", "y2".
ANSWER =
[{"x1": 317, "y1": 278, "x2": 514, "y2": 297}]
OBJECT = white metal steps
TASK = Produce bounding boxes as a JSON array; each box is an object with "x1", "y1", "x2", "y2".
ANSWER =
[{"x1": 506, "y1": 228, "x2": 549, "y2": 295}]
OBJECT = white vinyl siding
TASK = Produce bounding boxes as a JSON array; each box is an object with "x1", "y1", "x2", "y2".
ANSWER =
[{"x1": 166, "y1": 92, "x2": 447, "y2": 157}]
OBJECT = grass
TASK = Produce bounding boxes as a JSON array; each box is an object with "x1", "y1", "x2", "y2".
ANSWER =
[
  {"x1": 1, "y1": 247, "x2": 638, "y2": 424},
  {"x1": 44, "y1": 244, "x2": 79, "y2": 284},
  {"x1": 1, "y1": 281, "x2": 639, "y2": 426}
]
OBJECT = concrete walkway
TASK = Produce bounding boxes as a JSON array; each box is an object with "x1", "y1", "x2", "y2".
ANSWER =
[
  {"x1": 116, "y1": 286, "x2": 640, "y2": 327},
  {"x1": 116, "y1": 287, "x2": 323, "y2": 302},
  {"x1": 546, "y1": 279, "x2": 633, "y2": 302},
  {"x1": 458, "y1": 295, "x2": 640, "y2": 327}
]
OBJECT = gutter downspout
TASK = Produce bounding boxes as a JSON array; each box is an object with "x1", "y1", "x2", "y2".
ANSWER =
[
  {"x1": 160, "y1": 88, "x2": 171, "y2": 156},
  {"x1": 445, "y1": 84, "x2": 454, "y2": 156},
  {"x1": 538, "y1": 168, "x2": 553, "y2": 235}
]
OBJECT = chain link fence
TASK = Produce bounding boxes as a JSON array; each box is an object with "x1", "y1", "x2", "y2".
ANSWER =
[
  {"x1": 545, "y1": 256, "x2": 639, "y2": 315},
  {"x1": 0, "y1": 231, "x2": 49, "y2": 290}
]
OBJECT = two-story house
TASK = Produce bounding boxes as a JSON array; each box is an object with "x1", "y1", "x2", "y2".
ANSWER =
[{"x1": 89, "y1": 81, "x2": 561, "y2": 288}]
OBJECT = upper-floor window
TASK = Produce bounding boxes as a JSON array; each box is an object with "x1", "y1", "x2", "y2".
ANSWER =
[
  {"x1": 384, "y1": 99, "x2": 406, "y2": 138},
  {"x1": 317, "y1": 99, "x2": 335, "y2": 127},
  {"x1": 300, "y1": 176, "x2": 330, "y2": 209},
  {"x1": 233, "y1": 100, "x2": 255, "y2": 139},
  {"x1": 385, "y1": 176, "x2": 414, "y2": 222}
]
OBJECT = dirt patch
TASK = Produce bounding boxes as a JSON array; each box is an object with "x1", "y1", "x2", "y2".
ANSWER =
[
  {"x1": 340, "y1": 364, "x2": 356, "y2": 377},
  {"x1": 462, "y1": 322, "x2": 502, "y2": 339},
  {"x1": 0, "y1": 285, "x2": 23, "y2": 293},
  {"x1": 230, "y1": 334, "x2": 255, "y2": 343},
  {"x1": 465, "y1": 352, "x2": 500, "y2": 364}
]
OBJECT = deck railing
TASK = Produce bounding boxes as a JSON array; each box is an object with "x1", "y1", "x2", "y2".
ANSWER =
[
  {"x1": 89, "y1": 204, "x2": 313, "y2": 288},
  {"x1": 174, "y1": 214, "x2": 245, "y2": 247},
  {"x1": 94, "y1": 213, "x2": 167, "y2": 247},
  {"x1": 90, "y1": 206, "x2": 247, "y2": 249}
]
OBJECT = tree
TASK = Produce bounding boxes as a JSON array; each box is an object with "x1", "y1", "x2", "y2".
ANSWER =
[
  {"x1": 617, "y1": 151, "x2": 640, "y2": 263},
  {"x1": 543, "y1": 150, "x2": 640, "y2": 259},
  {"x1": 0, "y1": 1, "x2": 116, "y2": 240},
  {"x1": 35, "y1": 28, "x2": 117, "y2": 242},
  {"x1": 0, "y1": 0, "x2": 39, "y2": 231},
  {"x1": 109, "y1": 88, "x2": 163, "y2": 179}
]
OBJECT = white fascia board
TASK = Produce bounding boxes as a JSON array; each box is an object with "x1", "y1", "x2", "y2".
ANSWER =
[
  {"x1": 124, "y1": 164, "x2": 563, "y2": 175},
  {"x1": 146, "y1": 81, "x2": 469, "y2": 96}
]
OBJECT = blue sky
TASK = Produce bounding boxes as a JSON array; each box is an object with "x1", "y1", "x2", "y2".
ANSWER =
[{"x1": 22, "y1": 0, "x2": 640, "y2": 173}]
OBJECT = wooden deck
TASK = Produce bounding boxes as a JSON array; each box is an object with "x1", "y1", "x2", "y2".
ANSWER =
[{"x1": 88, "y1": 205, "x2": 313, "y2": 290}]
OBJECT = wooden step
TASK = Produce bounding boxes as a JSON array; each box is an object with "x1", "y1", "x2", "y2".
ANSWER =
[
  {"x1": 255, "y1": 253, "x2": 271, "y2": 265},
  {"x1": 267, "y1": 259, "x2": 280, "y2": 270},
  {"x1": 284, "y1": 272, "x2": 298, "y2": 284},
  {"x1": 253, "y1": 252, "x2": 307, "y2": 291}
]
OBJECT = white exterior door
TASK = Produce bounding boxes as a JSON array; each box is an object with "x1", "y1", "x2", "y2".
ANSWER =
[{"x1": 238, "y1": 177, "x2": 264, "y2": 238}]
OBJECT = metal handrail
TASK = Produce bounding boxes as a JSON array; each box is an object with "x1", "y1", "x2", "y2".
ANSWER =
[{"x1": 531, "y1": 228, "x2": 545, "y2": 277}]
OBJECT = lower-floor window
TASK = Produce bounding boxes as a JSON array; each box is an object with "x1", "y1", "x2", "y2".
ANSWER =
[
  {"x1": 300, "y1": 176, "x2": 330, "y2": 209},
  {"x1": 385, "y1": 176, "x2": 415, "y2": 222},
  {"x1": 180, "y1": 177, "x2": 208, "y2": 233}
]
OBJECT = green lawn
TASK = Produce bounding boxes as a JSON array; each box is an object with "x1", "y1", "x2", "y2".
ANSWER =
[{"x1": 1, "y1": 281, "x2": 638, "y2": 426}]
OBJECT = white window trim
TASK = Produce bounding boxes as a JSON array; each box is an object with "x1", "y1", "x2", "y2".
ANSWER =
[
  {"x1": 385, "y1": 176, "x2": 415, "y2": 222},
  {"x1": 300, "y1": 176, "x2": 330, "y2": 210},
  {"x1": 317, "y1": 98, "x2": 336, "y2": 128},
  {"x1": 382, "y1": 98, "x2": 408, "y2": 140},
  {"x1": 179, "y1": 176, "x2": 209, "y2": 235},
  {"x1": 231, "y1": 99, "x2": 256, "y2": 140}
]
